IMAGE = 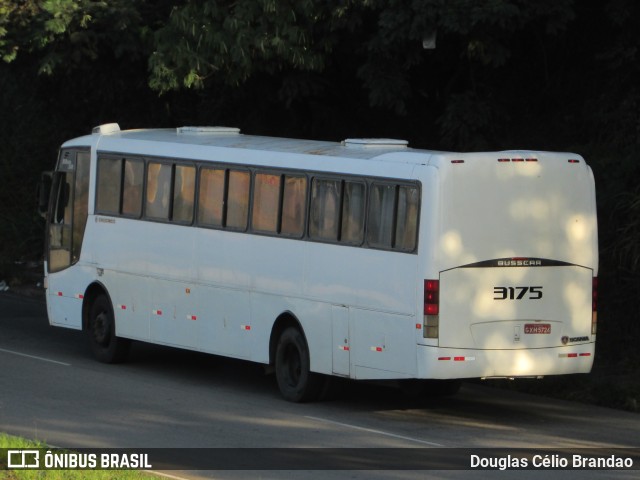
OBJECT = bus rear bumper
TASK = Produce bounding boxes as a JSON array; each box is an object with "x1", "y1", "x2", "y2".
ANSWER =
[{"x1": 416, "y1": 343, "x2": 595, "y2": 379}]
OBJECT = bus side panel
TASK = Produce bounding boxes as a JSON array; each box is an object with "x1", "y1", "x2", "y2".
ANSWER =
[
  {"x1": 303, "y1": 245, "x2": 416, "y2": 316},
  {"x1": 108, "y1": 270, "x2": 150, "y2": 341},
  {"x1": 199, "y1": 285, "x2": 252, "y2": 359},
  {"x1": 148, "y1": 277, "x2": 200, "y2": 349},
  {"x1": 351, "y1": 309, "x2": 417, "y2": 379},
  {"x1": 249, "y1": 293, "x2": 334, "y2": 374},
  {"x1": 47, "y1": 265, "x2": 94, "y2": 330}
]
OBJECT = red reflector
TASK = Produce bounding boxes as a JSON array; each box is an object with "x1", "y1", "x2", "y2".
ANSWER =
[
  {"x1": 525, "y1": 158, "x2": 538, "y2": 162},
  {"x1": 568, "y1": 353, "x2": 578, "y2": 358},
  {"x1": 592, "y1": 277, "x2": 598, "y2": 312},
  {"x1": 498, "y1": 158, "x2": 510, "y2": 163},
  {"x1": 568, "y1": 159, "x2": 580, "y2": 164},
  {"x1": 416, "y1": 324, "x2": 422, "y2": 329},
  {"x1": 438, "y1": 357, "x2": 451, "y2": 361},
  {"x1": 512, "y1": 158, "x2": 524, "y2": 162},
  {"x1": 454, "y1": 356, "x2": 465, "y2": 361},
  {"x1": 451, "y1": 160, "x2": 465, "y2": 164},
  {"x1": 579, "y1": 353, "x2": 591, "y2": 357}
]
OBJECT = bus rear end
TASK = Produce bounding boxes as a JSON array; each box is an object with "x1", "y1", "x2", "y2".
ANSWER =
[{"x1": 418, "y1": 152, "x2": 598, "y2": 379}]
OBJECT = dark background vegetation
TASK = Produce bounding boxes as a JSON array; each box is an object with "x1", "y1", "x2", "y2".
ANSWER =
[{"x1": 1, "y1": 1, "x2": 638, "y2": 409}]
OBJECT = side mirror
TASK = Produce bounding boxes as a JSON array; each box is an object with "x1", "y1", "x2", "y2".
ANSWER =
[{"x1": 37, "y1": 171, "x2": 52, "y2": 218}]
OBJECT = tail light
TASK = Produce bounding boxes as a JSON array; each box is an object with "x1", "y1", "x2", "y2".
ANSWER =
[
  {"x1": 592, "y1": 277, "x2": 598, "y2": 334},
  {"x1": 423, "y1": 279, "x2": 439, "y2": 339}
]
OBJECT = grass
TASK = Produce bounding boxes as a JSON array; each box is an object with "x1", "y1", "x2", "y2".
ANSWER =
[{"x1": 0, "y1": 434, "x2": 166, "y2": 480}]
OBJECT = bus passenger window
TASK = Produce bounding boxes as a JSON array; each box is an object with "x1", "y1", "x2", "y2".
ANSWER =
[
  {"x1": 226, "y1": 170, "x2": 250, "y2": 230},
  {"x1": 367, "y1": 184, "x2": 395, "y2": 248},
  {"x1": 122, "y1": 159, "x2": 144, "y2": 217},
  {"x1": 309, "y1": 179, "x2": 340, "y2": 241},
  {"x1": 173, "y1": 165, "x2": 196, "y2": 223},
  {"x1": 198, "y1": 168, "x2": 225, "y2": 227},
  {"x1": 252, "y1": 173, "x2": 281, "y2": 233},
  {"x1": 341, "y1": 181, "x2": 365, "y2": 245},
  {"x1": 395, "y1": 186, "x2": 419, "y2": 251},
  {"x1": 281, "y1": 176, "x2": 307, "y2": 236},
  {"x1": 146, "y1": 162, "x2": 171, "y2": 220},
  {"x1": 96, "y1": 158, "x2": 122, "y2": 214}
]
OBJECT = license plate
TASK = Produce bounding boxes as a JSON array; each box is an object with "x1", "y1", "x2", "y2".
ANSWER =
[{"x1": 524, "y1": 323, "x2": 551, "y2": 334}]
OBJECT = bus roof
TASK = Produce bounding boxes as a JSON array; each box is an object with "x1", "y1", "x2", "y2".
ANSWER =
[
  {"x1": 63, "y1": 124, "x2": 446, "y2": 165},
  {"x1": 62, "y1": 124, "x2": 586, "y2": 169}
]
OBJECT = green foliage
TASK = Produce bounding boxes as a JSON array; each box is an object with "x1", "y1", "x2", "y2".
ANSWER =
[
  {"x1": 0, "y1": 0, "x2": 145, "y2": 73},
  {"x1": 149, "y1": 0, "x2": 353, "y2": 93}
]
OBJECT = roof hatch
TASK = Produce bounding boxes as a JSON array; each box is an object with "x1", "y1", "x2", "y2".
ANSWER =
[
  {"x1": 177, "y1": 126, "x2": 240, "y2": 135},
  {"x1": 343, "y1": 138, "x2": 408, "y2": 148},
  {"x1": 92, "y1": 123, "x2": 121, "y2": 135}
]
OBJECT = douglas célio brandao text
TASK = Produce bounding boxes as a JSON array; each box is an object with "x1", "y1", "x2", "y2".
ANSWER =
[{"x1": 470, "y1": 454, "x2": 634, "y2": 470}]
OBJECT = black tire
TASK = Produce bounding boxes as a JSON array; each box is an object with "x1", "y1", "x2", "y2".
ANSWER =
[
  {"x1": 275, "y1": 327, "x2": 323, "y2": 402},
  {"x1": 87, "y1": 294, "x2": 130, "y2": 363}
]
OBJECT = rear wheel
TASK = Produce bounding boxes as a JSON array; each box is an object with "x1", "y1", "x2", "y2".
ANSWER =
[
  {"x1": 275, "y1": 327, "x2": 323, "y2": 402},
  {"x1": 87, "y1": 294, "x2": 130, "y2": 363}
]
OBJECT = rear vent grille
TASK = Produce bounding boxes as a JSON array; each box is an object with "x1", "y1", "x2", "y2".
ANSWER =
[
  {"x1": 177, "y1": 126, "x2": 240, "y2": 134},
  {"x1": 343, "y1": 138, "x2": 408, "y2": 148}
]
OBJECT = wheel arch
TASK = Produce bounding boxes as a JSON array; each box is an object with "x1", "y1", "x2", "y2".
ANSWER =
[
  {"x1": 269, "y1": 311, "x2": 307, "y2": 366},
  {"x1": 82, "y1": 281, "x2": 111, "y2": 331}
]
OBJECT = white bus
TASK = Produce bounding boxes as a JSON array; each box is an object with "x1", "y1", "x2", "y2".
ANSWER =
[{"x1": 42, "y1": 123, "x2": 598, "y2": 401}]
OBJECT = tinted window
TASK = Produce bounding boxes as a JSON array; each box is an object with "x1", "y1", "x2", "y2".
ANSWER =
[
  {"x1": 145, "y1": 162, "x2": 172, "y2": 219},
  {"x1": 341, "y1": 181, "x2": 365, "y2": 245},
  {"x1": 226, "y1": 170, "x2": 250, "y2": 230},
  {"x1": 395, "y1": 185, "x2": 419, "y2": 251},
  {"x1": 96, "y1": 157, "x2": 121, "y2": 214},
  {"x1": 252, "y1": 173, "x2": 281, "y2": 233},
  {"x1": 367, "y1": 183, "x2": 396, "y2": 247},
  {"x1": 309, "y1": 179, "x2": 340, "y2": 241},
  {"x1": 281, "y1": 175, "x2": 307, "y2": 236},
  {"x1": 122, "y1": 159, "x2": 144, "y2": 217},
  {"x1": 173, "y1": 165, "x2": 196, "y2": 223},
  {"x1": 198, "y1": 168, "x2": 225, "y2": 227}
]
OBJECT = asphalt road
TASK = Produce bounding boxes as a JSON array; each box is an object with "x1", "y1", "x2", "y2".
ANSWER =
[{"x1": 1, "y1": 292, "x2": 639, "y2": 479}]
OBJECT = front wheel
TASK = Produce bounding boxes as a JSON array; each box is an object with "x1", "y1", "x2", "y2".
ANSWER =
[
  {"x1": 87, "y1": 293, "x2": 130, "y2": 363},
  {"x1": 275, "y1": 327, "x2": 323, "y2": 402}
]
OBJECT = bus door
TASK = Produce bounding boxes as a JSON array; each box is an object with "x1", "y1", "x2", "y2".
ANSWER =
[
  {"x1": 46, "y1": 149, "x2": 90, "y2": 328},
  {"x1": 47, "y1": 149, "x2": 90, "y2": 273}
]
